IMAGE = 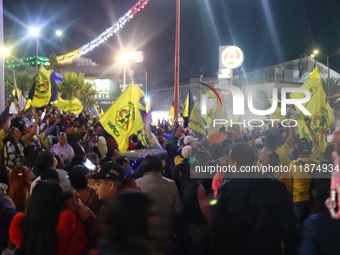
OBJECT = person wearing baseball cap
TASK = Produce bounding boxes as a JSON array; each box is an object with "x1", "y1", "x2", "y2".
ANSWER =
[
  {"x1": 87, "y1": 161, "x2": 140, "y2": 203},
  {"x1": 183, "y1": 135, "x2": 198, "y2": 146},
  {"x1": 86, "y1": 162, "x2": 127, "y2": 203}
]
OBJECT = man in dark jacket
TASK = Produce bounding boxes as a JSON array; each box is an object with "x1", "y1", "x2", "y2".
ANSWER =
[{"x1": 211, "y1": 143, "x2": 297, "y2": 255}]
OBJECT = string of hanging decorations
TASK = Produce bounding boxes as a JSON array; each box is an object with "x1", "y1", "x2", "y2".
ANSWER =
[
  {"x1": 56, "y1": 0, "x2": 150, "y2": 64},
  {"x1": 5, "y1": 0, "x2": 150, "y2": 68}
]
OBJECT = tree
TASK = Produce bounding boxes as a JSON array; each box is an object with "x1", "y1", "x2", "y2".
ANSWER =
[
  {"x1": 322, "y1": 77, "x2": 340, "y2": 108},
  {"x1": 4, "y1": 70, "x2": 34, "y2": 99},
  {"x1": 58, "y1": 72, "x2": 96, "y2": 108}
]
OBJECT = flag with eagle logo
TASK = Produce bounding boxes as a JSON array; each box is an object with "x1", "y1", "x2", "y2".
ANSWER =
[
  {"x1": 290, "y1": 67, "x2": 333, "y2": 152},
  {"x1": 99, "y1": 83, "x2": 145, "y2": 151},
  {"x1": 27, "y1": 66, "x2": 63, "y2": 108}
]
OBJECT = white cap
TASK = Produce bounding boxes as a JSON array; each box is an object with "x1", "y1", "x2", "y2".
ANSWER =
[
  {"x1": 184, "y1": 135, "x2": 198, "y2": 145},
  {"x1": 181, "y1": 145, "x2": 192, "y2": 159},
  {"x1": 255, "y1": 137, "x2": 263, "y2": 146}
]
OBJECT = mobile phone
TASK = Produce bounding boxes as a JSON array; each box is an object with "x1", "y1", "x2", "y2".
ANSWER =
[
  {"x1": 326, "y1": 132, "x2": 334, "y2": 143},
  {"x1": 83, "y1": 158, "x2": 96, "y2": 171}
]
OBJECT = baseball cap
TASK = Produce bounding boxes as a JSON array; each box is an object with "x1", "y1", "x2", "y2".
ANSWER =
[
  {"x1": 181, "y1": 145, "x2": 192, "y2": 159},
  {"x1": 255, "y1": 137, "x2": 263, "y2": 146},
  {"x1": 298, "y1": 142, "x2": 312, "y2": 155},
  {"x1": 86, "y1": 161, "x2": 126, "y2": 183},
  {"x1": 184, "y1": 135, "x2": 198, "y2": 145}
]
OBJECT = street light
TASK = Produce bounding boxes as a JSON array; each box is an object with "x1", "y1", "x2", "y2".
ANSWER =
[
  {"x1": 311, "y1": 49, "x2": 340, "y2": 96},
  {"x1": 29, "y1": 27, "x2": 63, "y2": 72},
  {"x1": 0, "y1": 0, "x2": 4, "y2": 112},
  {"x1": 29, "y1": 27, "x2": 40, "y2": 73},
  {"x1": 119, "y1": 52, "x2": 132, "y2": 91}
]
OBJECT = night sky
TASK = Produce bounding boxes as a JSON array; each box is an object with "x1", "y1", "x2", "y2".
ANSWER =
[{"x1": 3, "y1": 0, "x2": 340, "y2": 89}]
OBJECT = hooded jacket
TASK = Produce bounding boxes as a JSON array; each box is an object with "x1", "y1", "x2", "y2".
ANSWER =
[{"x1": 9, "y1": 210, "x2": 87, "y2": 255}]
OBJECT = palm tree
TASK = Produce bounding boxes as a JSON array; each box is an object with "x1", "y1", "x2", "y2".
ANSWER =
[
  {"x1": 58, "y1": 72, "x2": 96, "y2": 108},
  {"x1": 322, "y1": 77, "x2": 340, "y2": 108},
  {"x1": 4, "y1": 70, "x2": 34, "y2": 99}
]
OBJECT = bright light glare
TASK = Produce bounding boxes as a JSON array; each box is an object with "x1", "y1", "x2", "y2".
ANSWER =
[
  {"x1": 55, "y1": 30, "x2": 63, "y2": 36},
  {"x1": 119, "y1": 52, "x2": 132, "y2": 63},
  {"x1": 313, "y1": 50, "x2": 319, "y2": 55},
  {"x1": 311, "y1": 54, "x2": 315, "y2": 58},
  {"x1": 0, "y1": 47, "x2": 10, "y2": 56},
  {"x1": 145, "y1": 97, "x2": 150, "y2": 104},
  {"x1": 29, "y1": 27, "x2": 40, "y2": 37}
]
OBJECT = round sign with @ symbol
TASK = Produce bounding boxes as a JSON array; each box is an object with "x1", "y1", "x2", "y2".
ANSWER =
[{"x1": 221, "y1": 46, "x2": 244, "y2": 69}]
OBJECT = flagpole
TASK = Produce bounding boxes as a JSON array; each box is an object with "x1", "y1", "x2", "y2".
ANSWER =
[
  {"x1": 173, "y1": 0, "x2": 180, "y2": 121},
  {"x1": 0, "y1": 0, "x2": 5, "y2": 113}
]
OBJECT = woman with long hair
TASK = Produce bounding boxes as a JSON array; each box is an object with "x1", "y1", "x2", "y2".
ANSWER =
[
  {"x1": 8, "y1": 166, "x2": 34, "y2": 212},
  {"x1": 9, "y1": 180, "x2": 88, "y2": 255},
  {"x1": 3, "y1": 127, "x2": 25, "y2": 169}
]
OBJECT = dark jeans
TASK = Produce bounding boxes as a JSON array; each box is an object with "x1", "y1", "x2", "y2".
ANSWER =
[{"x1": 294, "y1": 201, "x2": 310, "y2": 237}]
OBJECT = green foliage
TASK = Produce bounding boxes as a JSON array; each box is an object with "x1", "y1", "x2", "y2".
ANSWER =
[
  {"x1": 323, "y1": 77, "x2": 340, "y2": 108},
  {"x1": 58, "y1": 72, "x2": 96, "y2": 108},
  {"x1": 4, "y1": 70, "x2": 34, "y2": 99}
]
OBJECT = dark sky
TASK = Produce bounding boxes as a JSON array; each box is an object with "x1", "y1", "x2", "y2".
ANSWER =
[{"x1": 3, "y1": 0, "x2": 340, "y2": 89}]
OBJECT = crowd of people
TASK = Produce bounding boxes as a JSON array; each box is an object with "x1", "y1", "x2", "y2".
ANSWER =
[{"x1": 0, "y1": 98, "x2": 340, "y2": 255}]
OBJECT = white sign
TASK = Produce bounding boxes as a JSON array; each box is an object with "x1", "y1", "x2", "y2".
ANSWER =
[
  {"x1": 201, "y1": 84, "x2": 311, "y2": 116},
  {"x1": 220, "y1": 46, "x2": 244, "y2": 69}
]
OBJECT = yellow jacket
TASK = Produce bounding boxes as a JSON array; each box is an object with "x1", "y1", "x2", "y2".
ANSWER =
[{"x1": 289, "y1": 157, "x2": 319, "y2": 202}]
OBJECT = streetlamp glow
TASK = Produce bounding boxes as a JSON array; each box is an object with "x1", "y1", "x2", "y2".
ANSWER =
[
  {"x1": 312, "y1": 48, "x2": 340, "y2": 96},
  {"x1": 55, "y1": 30, "x2": 63, "y2": 37},
  {"x1": 29, "y1": 26, "x2": 40, "y2": 72},
  {"x1": 29, "y1": 27, "x2": 63, "y2": 72},
  {"x1": 0, "y1": 47, "x2": 9, "y2": 57},
  {"x1": 29, "y1": 27, "x2": 40, "y2": 37},
  {"x1": 119, "y1": 52, "x2": 132, "y2": 91}
]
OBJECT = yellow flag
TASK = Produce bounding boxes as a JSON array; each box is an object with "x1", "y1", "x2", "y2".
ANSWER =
[
  {"x1": 168, "y1": 103, "x2": 174, "y2": 121},
  {"x1": 99, "y1": 83, "x2": 145, "y2": 151},
  {"x1": 207, "y1": 100, "x2": 227, "y2": 137},
  {"x1": 94, "y1": 105, "x2": 104, "y2": 117},
  {"x1": 183, "y1": 94, "x2": 189, "y2": 117},
  {"x1": 290, "y1": 67, "x2": 332, "y2": 152},
  {"x1": 204, "y1": 108, "x2": 215, "y2": 127},
  {"x1": 188, "y1": 103, "x2": 206, "y2": 136},
  {"x1": 29, "y1": 66, "x2": 53, "y2": 108},
  {"x1": 146, "y1": 102, "x2": 151, "y2": 113},
  {"x1": 54, "y1": 96, "x2": 83, "y2": 114},
  {"x1": 269, "y1": 98, "x2": 282, "y2": 121},
  {"x1": 186, "y1": 89, "x2": 206, "y2": 137}
]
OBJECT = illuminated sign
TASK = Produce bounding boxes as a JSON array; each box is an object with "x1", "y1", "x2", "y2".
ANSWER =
[
  {"x1": 220, "y1": 46, "x2": 244, "y2": 69},
  {"x1": 120, "y1": 51, "x2": 144, "y2": 63}
]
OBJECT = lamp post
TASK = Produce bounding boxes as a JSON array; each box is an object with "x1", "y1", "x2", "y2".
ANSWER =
[
  {"x1": 0, "y1": 0, "x2": 4, "y2": 112},
  {"x1": 119, "y1": 52, "x2": 132, "y2": 91},
  {"x1": 145, "y1": 70, "x2": 148, "y2": 97},
  {"x1": 29, "y1": 27, "x2": 63, "y2": 73},
  {"x1": 29, "y1": 27, "x2": 40, "y2": 73},
  {"x1": 311, "y1": 49, "x2": 340, "y2": 96}
]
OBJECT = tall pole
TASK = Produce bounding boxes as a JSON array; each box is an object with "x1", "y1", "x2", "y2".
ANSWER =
[
  {"x1": 35, "y1": 37, "x2": 39, "y2": 73},
  {"x1": 123, "y1": 64, "x2": 126, "y2": 91},
  {"x1": 327, "y1": 55, "x2": 330, "y2": 97},
  {"x1": 173, "y1": 0, "x2": 180, "y2": 121},
  {"x1": 0, "y1": 0, "x2": 5, "y2": 112},
  {"x1": 145, "y1": 71, "x2": 148, "y2": 97}
]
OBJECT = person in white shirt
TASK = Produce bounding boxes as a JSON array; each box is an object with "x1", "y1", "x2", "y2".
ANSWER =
[{"x1": 50, "y1": 132, "x2": 75, "y2": 167}]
